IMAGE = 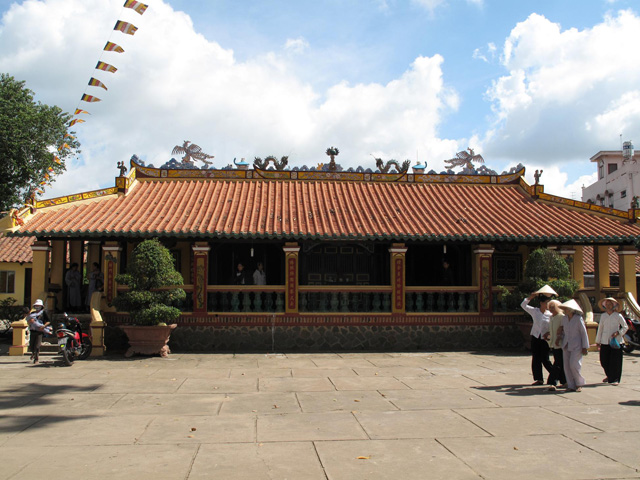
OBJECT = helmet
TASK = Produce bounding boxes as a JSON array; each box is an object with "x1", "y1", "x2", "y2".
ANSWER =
[{"x1": 33, "y1": 299, "x2": 44, "y2": 307}]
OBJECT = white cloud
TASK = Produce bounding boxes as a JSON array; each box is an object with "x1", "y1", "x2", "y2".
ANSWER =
[
  {"x1": 484, "y1": 10, "x2": 640, "y2": 166},
  {"x1": 284, "y1": 37, "x2": 309, "y2": 55},
  {"x1": 0, "y1": 0, "x2": 465, "y2": 198}
]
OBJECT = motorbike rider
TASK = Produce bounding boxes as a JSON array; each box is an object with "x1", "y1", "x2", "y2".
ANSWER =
[{"x1": 27, "y1": 299, "x2": 51, "y2": 364}]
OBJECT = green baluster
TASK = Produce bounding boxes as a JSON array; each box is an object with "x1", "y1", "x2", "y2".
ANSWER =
[
  {"x1": 426, "y1": 293, "x2": 434, "y2": 311},
  {"x1": 415, "y1": 293, "x2": 424, "y2": 312},
  {"x1": 265, "y1": 292, "x2": 274, "y2": 312},
  {"x1": 254, "y1": 292, "x2": 262, "y2": 311},
  {"x1": 330, "y1": 293, "x2": 339, "y2": 312},
  {"x1": 457, "y1": 293, "x2": 466, "y2": 312},
  {"x1": 275, "y1": 292, "x2": 284, "y2": 312},
  {"x1": 340, "y1": 292, "x2": 349, "y2": 312},
  {"x1": 437, "y1": 293, "x2": 445, "y2": 311},
  {"x1": 382, "y1": 293, "x2": 391, "y2": 312},
  {"x1": 300, "y1": 293, "x2": 307, "y2": 312},
  {"x1": 469, "y1": 293, "x2": 477, "y2": 312},
  {"x1": 372, "y1": 293, "x2": 381, "y2": 312},
  {"x1": 231, "y1": 292, "x2": 240, "y2": 312},
  {"x1": 319, "y1": 293, "x2": 327, "y2": 311}
]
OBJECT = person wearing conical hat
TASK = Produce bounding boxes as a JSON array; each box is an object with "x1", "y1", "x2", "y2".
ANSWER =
[
  {"x1": 559, "y1": 299, "x2": 590, "y2": 392},
  {"x1": 521, "y1": 285, "x2": 557, "y2": 386},
  {"x1": 595, "y1": 297, "x2": 628, "y2": 386},
  {"x1": 546, "y1": 300, "x2": 567, "y2": 391}
]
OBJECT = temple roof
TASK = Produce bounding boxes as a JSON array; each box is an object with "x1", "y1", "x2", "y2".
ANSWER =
[
  {"x1": 9, "y1": 161, "x2": 640, "y2": 243},
  {"x1": 0, "y1": 235, "x2": 35, "y2": 263}
]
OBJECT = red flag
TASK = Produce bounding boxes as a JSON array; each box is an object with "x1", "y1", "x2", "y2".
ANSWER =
[
  {"x1": 88, "y1": 77, "x2": 108, "y2": 90},
  {"x1": 69, "y1": 119, "x2": 86, "y2": 126},
  {"x1": 104, "y1": 41, "x2": 125, "y2": 53},
  {"x1": 74, "y1": 109, "x2": 90, "y2": 115},
  {"x1": 114, "y1": 20, "x2": 138, "y2": 35},
  {"x1": 123, "y1": 0, "x2": 148, "y2": 15},
  {"x1": 81, "y1": 94, "x2": 101, "y2": 103},
  {"x1": 96, "y1": 61, "x2": 117, "y2": 73}
]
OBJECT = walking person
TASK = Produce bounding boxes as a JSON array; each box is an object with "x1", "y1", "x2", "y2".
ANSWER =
[
  {"x1": 595, "y1": 297, "x2": 628, "y2": 386},
  {"x1": 546, "y1": 299, "x2": 567, "y2": 391},
  {"x1": 521, "y1": 285, "x2": 557, "y2": 385},
  {"x1": 27, "y1": 299, "x2": 51, "y2": 364},
  {"x1": 559, "y1": 299, "x2": 590, "y2": 392}
]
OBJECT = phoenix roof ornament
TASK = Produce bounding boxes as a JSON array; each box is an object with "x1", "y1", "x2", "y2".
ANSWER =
[
  {"x1": 444, "y1": 148, "x2": 485, "y2": 170},
  {"x1": 171, "y1": 141, "x2": 214, "y2": 166}
]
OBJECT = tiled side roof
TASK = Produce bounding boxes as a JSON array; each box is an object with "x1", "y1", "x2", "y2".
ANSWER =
[
  {"x1": 11, "y1": 179, "x2": 640, "y2": 242},
  {"x1": 582, "y1": 246, "x2": 640, "y2": 274},
  {"x1": 0, "y1": 235, "x2": 34, "y2": 263}
]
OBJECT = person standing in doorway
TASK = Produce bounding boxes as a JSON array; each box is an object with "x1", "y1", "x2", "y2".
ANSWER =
[
  {"x1": 253, "y1": 262, "x2": 266, "y2": 285},
  {"x1": 231, "y1": 262, "x2": 251, "y2": 285},
  {"x1": 86, "y1": 262, "x2": 104, "y2": 309},
  {"x1": 65, "y1": 262, "x2": 82, "y2": 311}
]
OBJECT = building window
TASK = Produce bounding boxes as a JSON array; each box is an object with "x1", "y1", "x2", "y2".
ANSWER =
[
  {"x1": 598, "y1": 161, "x2": 604, "y2": 179},
  {"x1": 621, "y1": 190, "x2": 627, "y2": 198},
  {"x1": 0, "y1": 271, "x2": 15, "y2": 294},
  {"x1": 608, "y1": 163, "x2": 618, "y2": 174}
]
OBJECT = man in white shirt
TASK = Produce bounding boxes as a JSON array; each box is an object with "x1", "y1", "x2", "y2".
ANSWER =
[{"x1": 521, "y1": 291, "x2": 554, "y2": 385}]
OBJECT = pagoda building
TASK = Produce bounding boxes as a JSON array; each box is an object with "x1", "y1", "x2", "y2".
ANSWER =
[{"x1": 6, "y1": 152, "x2": 640, "y2": 351}]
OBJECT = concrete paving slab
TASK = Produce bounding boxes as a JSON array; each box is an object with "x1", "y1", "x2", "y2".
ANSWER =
[
  {"x1": 138, "y1": 414, "x2": 256, "y2": 444},
  {"x1": 8, "y1": 414, "x2": 154, "y2": 446},
  {"x1": 177, "y1": 377, "x2": 258, "y2": 394},
  {"x1": 454, "y1": 406, "x2": 601, "y2": 437},
  {"x1": 355, "y1": 409, "x2": 490, "y2": 439},
  {"x1": 219, "y1": 392, "x2": 301, "y2": 415},
  {"x1": 297, "y1": 390, "x2": 397, "y2": 413},
  {"x1": 229, "y1": 367, "x2": 292, "y2": 378},
  {"x1": 109, "y1": 393, "x2": 225, "y2": 415},
  {"x1": 259, "y1": 376, "x2": 336, "y2": 392},
  {"x1": 0, "y1": 415, "x2": 46, "y2": 447},
  {"x1": 189, "y1": 442, "x2": 326, "y2": 480},
  {"x1": 330, "y1": 376, "x2": 410, "y2": 391},
  {"x1": 395, "y1": 374, "x2": 484, "y2": 389},
  {"x1": 257, "y1": 412, "x2": 368, "y2": 442},
  {"x1": 256, "y1": 356, "x2": 319, "y2": 368},
  {"x1": 315, "y1": 439, "x2": 481, "y2": 480},
  {"x1": 557, "y1": 383, "x2": 640, "y2": 405},
  {"x1": 568, "y1": 431, "x2": 640, "y2": 471},
  {"x1": 149, "y1": 367, "x2": 230, "y2": 379},
  {"x1": 310, "y1": 357, "x2": 376, "y2": 368},
  {"x1": 95, "y1": 377, "x2": 185, "y2": 394},
  {"x1": 352, "y1": 366, "x2": 430, "y2": 377},
  {"x1": 379, "y1": 388, "x2": 496, "y2": 410},
  {"x1": 440, "y1": 434, "x2": 638, "y2": 480},
  {"x1": 1, "y1": 392, "x2": 123, "y2": 416},
  {"x1": 2, "y1": 444, "x2": 197, "y2": 480},
  {"x1": 544, "y1": 404, "x2": 640, "y2": 432},
  {"x1": 468, "y1": 384, "x2": 582, "y2": 407},
  {"x1": 292, "y1": 367, "x2": 358, "y2": 377}
]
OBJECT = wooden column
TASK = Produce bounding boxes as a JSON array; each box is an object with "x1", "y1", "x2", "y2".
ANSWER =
[
  {"x1": 69, "y1": 240, "x2": 83, "y2": 271},
  {"x1": 102, "y1": 242, "x2": 122, "y2": 311},
  {"x1": 49, "y1": 240, "x2": 66, "y2": 308},
  {"x1": 594, "y1": 245, "x2": 610, "y2": 302},
  {"x1": 617, "y1": 246, "x2": 638, "y2": 299},
  {"x1": 30, "y1": 241, "x2": 50, "y2": 306},
  {"x1": 86, "y1": 241, "x2": 102, "y2": 271},
  {"x1": 474, "y1": 245, "x2": 494, "y2": 314},
  {"x1": 571, "y1": 246, "x2": 584, "y2": 290},
  {"x1": 283, "y1": 242, "x2": 300, "y2": 314},
  {"x1": 389, "y1": 243, "x2": 408, "y2": 314},
  {"x1": 192, "y1": 243, "x2": 210, "y2": 313}
]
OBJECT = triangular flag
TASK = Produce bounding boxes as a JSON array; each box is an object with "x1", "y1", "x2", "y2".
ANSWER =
[
  {"x1": 74, "y1": 109, "x2": 90, "y2": 115},
  {"x1": 88, "y1": 77, "x2": 108, "y2": 90},
  {"x1": 69, "y1": 119, "x2": 86, "y2": 126},
  {"x1": 96, "y1": 61, "x2": 117, "y2": 73},
  {"x1": 53, "y1": 156, "x2": 62, "y2": 164},
  {"x1": 64, "y1": 133, "x2": 76, "y2": 139},
  {"x1": 104, "y1": 41, "x2": 125, "y2": 53},
  {"x1": 114, "y1": 20, "x2": 138, "y2": 35},
  {"x1": 123, "y1": 0, "x2": 148, "y2": 15},
  {"x1": 81, "y1": 94, "x2": 101, "y2": 103},
  {"x1": 58, "y1": 143, "x2": 70, "y2": 151}
]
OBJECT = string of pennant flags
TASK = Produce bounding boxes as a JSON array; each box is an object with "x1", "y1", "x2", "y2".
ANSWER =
[{"x1": 34, "y1": 0, "x2": 148, "y2": 199}]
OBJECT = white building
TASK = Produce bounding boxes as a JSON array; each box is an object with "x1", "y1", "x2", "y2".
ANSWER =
[{"x1": 582, "y1": 143, "x2": 640, "y2": 209}]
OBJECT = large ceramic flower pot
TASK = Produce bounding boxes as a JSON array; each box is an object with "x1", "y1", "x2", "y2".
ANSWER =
[{"x1": 120, "y1": 324, "x2": 177, "y2": 357}]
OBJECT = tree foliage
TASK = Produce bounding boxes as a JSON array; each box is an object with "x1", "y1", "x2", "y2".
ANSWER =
[
  {"x1": 0, "y1": 73, "x2": 80, "y2": 211},
  {"x1": 113, "y1": 239, "x2": 186, "y2": 326}
]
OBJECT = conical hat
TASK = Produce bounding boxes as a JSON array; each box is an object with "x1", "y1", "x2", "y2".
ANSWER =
[
  {"x1": 559, "y1": 299, "x2": 583, "y2": 315},
  {"x1": 598, "y1": 297, "x2": 622, "y2": 312},
  {"x1": 533, "y1": 285, "x2": 558, "y2": 297}
]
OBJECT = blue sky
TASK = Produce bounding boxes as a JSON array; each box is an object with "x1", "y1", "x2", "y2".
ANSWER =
[{"x1": 1, "y1": 0, "x2": 640, "y2": 200}]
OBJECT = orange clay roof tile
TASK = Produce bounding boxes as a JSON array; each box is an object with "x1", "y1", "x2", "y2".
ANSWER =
[
  {"x1": 0, "y1": 235, "x2": 34, "y2": 263},
  {"x1": 10, "y1": 179, "x2": 640, "y2": 243}
]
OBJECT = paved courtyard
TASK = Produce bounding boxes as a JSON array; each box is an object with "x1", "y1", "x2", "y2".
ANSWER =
[{"x1": 1, "y1": 348, "x2": 639, "y2": 479}]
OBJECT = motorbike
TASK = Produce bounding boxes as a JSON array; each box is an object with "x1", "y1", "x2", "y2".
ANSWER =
[
  {"x1": 622, "y1": 316, "x2": 640, "y2": 354},
  {"x1": 55, "y1": 313, "x2": 92, "y2": 365}
]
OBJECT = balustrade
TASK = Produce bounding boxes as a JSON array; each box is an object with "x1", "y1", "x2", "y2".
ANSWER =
[
  {"x1": 298, "y1": 286, "x2": 392, "y2": 313},
  {"x1": 405, "y1": 288, "x2": 479, "y2": 313},
  {"x1": 206, "y1": 286, "x2": 285, "y2": 313}
]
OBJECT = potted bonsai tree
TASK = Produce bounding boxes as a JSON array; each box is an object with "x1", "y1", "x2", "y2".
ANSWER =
[{"x1": 113, "y1": 238, "x2": 186, "y2": 357}]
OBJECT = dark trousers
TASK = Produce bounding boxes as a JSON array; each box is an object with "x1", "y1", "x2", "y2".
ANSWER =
[
  {"x1": 29, "y1": 330, "x2": 43, "y2": 359},
  {"x1": 548, "y1": 348, "x2": 566, "y2": 385},
  {"x1": 600, "y1": 344, "x2": 623, "y2": 383},
  {"x1": 531, "y1": 335, "x2": 553, "y2": 382}
]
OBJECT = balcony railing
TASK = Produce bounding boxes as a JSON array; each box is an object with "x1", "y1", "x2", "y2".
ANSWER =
[
  {"x1": 206, "y1": 285, "x2": 286, "y2": 313},
  {"x1": 405, "y1": 287, "x2": 479, "y2": 313},
  {"x1": 298, "y1": 286, "x2": 393, "y2": 313}
]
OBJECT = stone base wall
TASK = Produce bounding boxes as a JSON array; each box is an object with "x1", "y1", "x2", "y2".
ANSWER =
[{"x1": 160, "y1": 324, "x2": 523, "y2": 352}]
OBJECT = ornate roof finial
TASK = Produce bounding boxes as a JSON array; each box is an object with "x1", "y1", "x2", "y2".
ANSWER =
[
  {"x1": 534, "y1": 169, "x2": 543, "y2": 185},
  {"x1": 326, "y1": 147, "x2": 339, "y2": 172},
  {"x1": 117, "y1": 161, "x2": 128, "y2": 177},
  {"x1": 444, "y1": 148, "x2": 485, "y2": 171},
  {"x1": 171, "y1": 141, "x2": 214, "y2": 166}
]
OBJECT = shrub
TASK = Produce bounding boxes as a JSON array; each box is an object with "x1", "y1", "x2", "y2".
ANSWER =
[{"x1": 112, "y1": 239, "x2": 186, "y2": 326}]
